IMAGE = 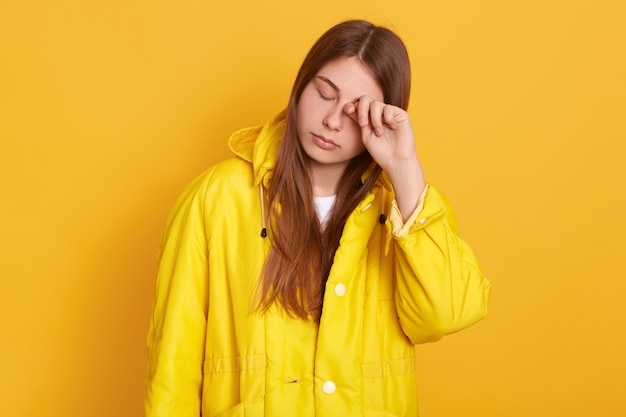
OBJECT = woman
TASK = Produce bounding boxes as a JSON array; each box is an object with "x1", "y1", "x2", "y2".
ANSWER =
[{"x1": 145, "y1": 19, "x2": 491, "y2": 417}]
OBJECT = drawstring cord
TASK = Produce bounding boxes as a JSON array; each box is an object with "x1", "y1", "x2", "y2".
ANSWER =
[
  {"x1": 259, "y1": 184, "x2": 267, "y2": 238},
  {"x1": 379, "y1": 188, "x2": 386, "y2": 224}
]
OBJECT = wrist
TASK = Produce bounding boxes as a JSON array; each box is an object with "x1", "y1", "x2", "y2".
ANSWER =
[{"x1": 386, "y1": 158, "x2": 426, "y2": 222}]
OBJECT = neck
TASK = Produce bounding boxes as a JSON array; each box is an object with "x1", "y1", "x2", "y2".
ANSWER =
[{"x1": 309, "y1": 161, "x2": 345, "y2": 197}]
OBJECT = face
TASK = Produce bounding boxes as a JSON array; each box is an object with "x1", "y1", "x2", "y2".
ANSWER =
[{"x1": 296, "y1": 56, "x2": 384, "y2": 173}]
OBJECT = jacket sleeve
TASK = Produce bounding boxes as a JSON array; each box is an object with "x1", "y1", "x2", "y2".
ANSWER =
[
  {"x1": 389, "y1": 184, "x2": 491, "y2": 344},
  {"x1": 145, "y1": 170, "x2": 213, "y2": 417}
]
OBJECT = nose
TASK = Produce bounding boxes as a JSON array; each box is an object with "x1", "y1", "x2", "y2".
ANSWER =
[{"x1": 323, "y1": 104, "x2": 344, "y2": 131}]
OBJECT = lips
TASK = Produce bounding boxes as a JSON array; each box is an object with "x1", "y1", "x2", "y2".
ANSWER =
[{"x1": 313, "y1": 134, "x2": 338, "y2": 150}]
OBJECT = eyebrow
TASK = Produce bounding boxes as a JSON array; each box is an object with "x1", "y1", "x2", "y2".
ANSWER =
[
  {"x1": 316, "y1": 76, "x2": 339, "y2": 93},
  {"x1": 315, "y1": 75, "x2": 365, "y2": 104}
]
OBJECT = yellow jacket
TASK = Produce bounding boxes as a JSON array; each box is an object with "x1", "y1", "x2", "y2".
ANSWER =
[{"x1": 145, "y1": 112, "x2": 491, "y2": 417}]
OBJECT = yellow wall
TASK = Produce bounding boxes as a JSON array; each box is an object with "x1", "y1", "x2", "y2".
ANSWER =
[{"x1": 1, "y1": 1, "x2": 624, "y2": 416}]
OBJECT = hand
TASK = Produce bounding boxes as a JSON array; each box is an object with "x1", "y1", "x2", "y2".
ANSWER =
[
  {"x1": 344, "y1": 96, "x2": 426, "y2": 221},
  {"x1": 343, "y1": 96, "x2": 417, "y2": 173}
]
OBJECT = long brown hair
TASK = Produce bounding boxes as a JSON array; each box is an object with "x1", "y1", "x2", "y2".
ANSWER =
[{"x1": 257, "y1": 20, "x2": 411, "y2": 322}]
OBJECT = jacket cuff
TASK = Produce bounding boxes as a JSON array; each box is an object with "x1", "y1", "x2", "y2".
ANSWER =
[{"x1": 389, "y1": 185, "x2": 429, "y2": 237}]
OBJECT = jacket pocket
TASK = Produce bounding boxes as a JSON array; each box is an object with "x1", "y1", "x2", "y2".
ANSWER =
[
  {"x1": 362, "y1": 356, "x2": 418, "y2": 417},
  {"x1": 363, "y1": 409, "x2": 403, "y2": 417},
  {"x1": 209, "y1": 399, "x2": 265, "y2": 417},
  {"x1": 213, "y1": 402, "x2": 244, "y2": 417},
  {"x1": 202, "y1": 356, "x2": 266, "y2": 416}
]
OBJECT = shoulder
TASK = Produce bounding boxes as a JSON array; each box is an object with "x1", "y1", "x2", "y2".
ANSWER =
[
  {"x1": 168, "y1": 157, "x2": 252, "y2": 209},
  {"x1": 196, "y1": 157, "x2": 255, "y2": 194},
  {"x1": 185, "y1": 157, "x2": 253, "y2": 189}
]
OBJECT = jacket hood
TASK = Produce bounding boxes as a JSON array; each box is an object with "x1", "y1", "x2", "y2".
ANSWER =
[
  {"x1": 228, "y1": 109, "x2": 287, "y2": 189},
  {"x1": 227, "y1": 109, "x2": 392, "y2": 192}
]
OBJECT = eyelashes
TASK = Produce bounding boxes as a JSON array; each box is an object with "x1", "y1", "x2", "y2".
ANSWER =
[{"x1": 318, "y1": 90, "x2": 334, "y2": 102}]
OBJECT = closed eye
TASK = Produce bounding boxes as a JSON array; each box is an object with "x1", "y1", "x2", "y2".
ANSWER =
[{"x1": 318, "y1": 90, "x2": 333, "y2": 101}]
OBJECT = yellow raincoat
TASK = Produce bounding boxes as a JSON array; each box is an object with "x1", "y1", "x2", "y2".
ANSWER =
[{"x1": 145, "y1": 112, "x2": 491, "y2": 417}]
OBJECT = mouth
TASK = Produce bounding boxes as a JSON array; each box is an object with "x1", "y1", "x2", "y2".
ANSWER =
[{"x1": 313, "y1": 134, "x2": 339, "y2": 150}]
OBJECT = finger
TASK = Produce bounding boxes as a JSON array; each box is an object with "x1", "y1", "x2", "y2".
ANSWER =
[
  {"x1": 382, "y1": 104, "x2": 399, "y2": 129},
  {"x1": 368, "y1": 100, "x2": 387, "y2": 136},
  {"x1": 342, "y1": 101, "x2": 358, "y2": 124},
  {"x1": 356, "y1": 95, "x2": 374, "y2": 128}
]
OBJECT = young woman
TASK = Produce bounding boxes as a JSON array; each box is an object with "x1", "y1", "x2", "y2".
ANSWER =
[{"x1": 145, "y1": 19, "x2": 491, "y2": 417}]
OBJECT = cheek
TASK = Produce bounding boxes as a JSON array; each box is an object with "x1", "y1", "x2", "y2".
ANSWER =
[
  {"x1": 297, "y1": 87, "x2": 317, "y2": 113},
  {"x1": 295, "y1": 96, "x2": 313, "y2": 128},
  {"x1": 344, "y1": 124, "x2": 364, "y2": 148}
]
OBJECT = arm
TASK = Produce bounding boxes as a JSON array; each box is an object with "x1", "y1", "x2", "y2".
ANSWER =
[
  {"x1": 145, "y1": 170, "x2": 213, "y2": 417},
  {"x1": 344, "y1": 98, "x2": 490, "y2": 343},
  {"x1": 389, "y1": 185, "x2": 491, "y2": 344}
]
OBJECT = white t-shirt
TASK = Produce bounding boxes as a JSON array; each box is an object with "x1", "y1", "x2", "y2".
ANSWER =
[{"x1": 314, "y1": 195, "x2": 336, "y2": 226}]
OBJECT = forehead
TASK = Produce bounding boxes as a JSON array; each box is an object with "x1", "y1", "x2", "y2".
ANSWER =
[{"x1": 315, "y1": 56, "x2": 383, "y2": 101}]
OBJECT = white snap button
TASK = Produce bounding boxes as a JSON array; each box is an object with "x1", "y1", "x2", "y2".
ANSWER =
[
  {"x1": 334, "y1": 283, "x2": 346, "y2": 297},
  {"x1": 322, "y1": 380, "x2": 336, "y2": 394},
  {"x1": 418, "y1": 218, "x2": 427, "y2": 225}
]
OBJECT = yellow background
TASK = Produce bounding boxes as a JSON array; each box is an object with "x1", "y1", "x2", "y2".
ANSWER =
[{"x1": 1, "y1": 0, "x2": 624, "y2": 416}]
